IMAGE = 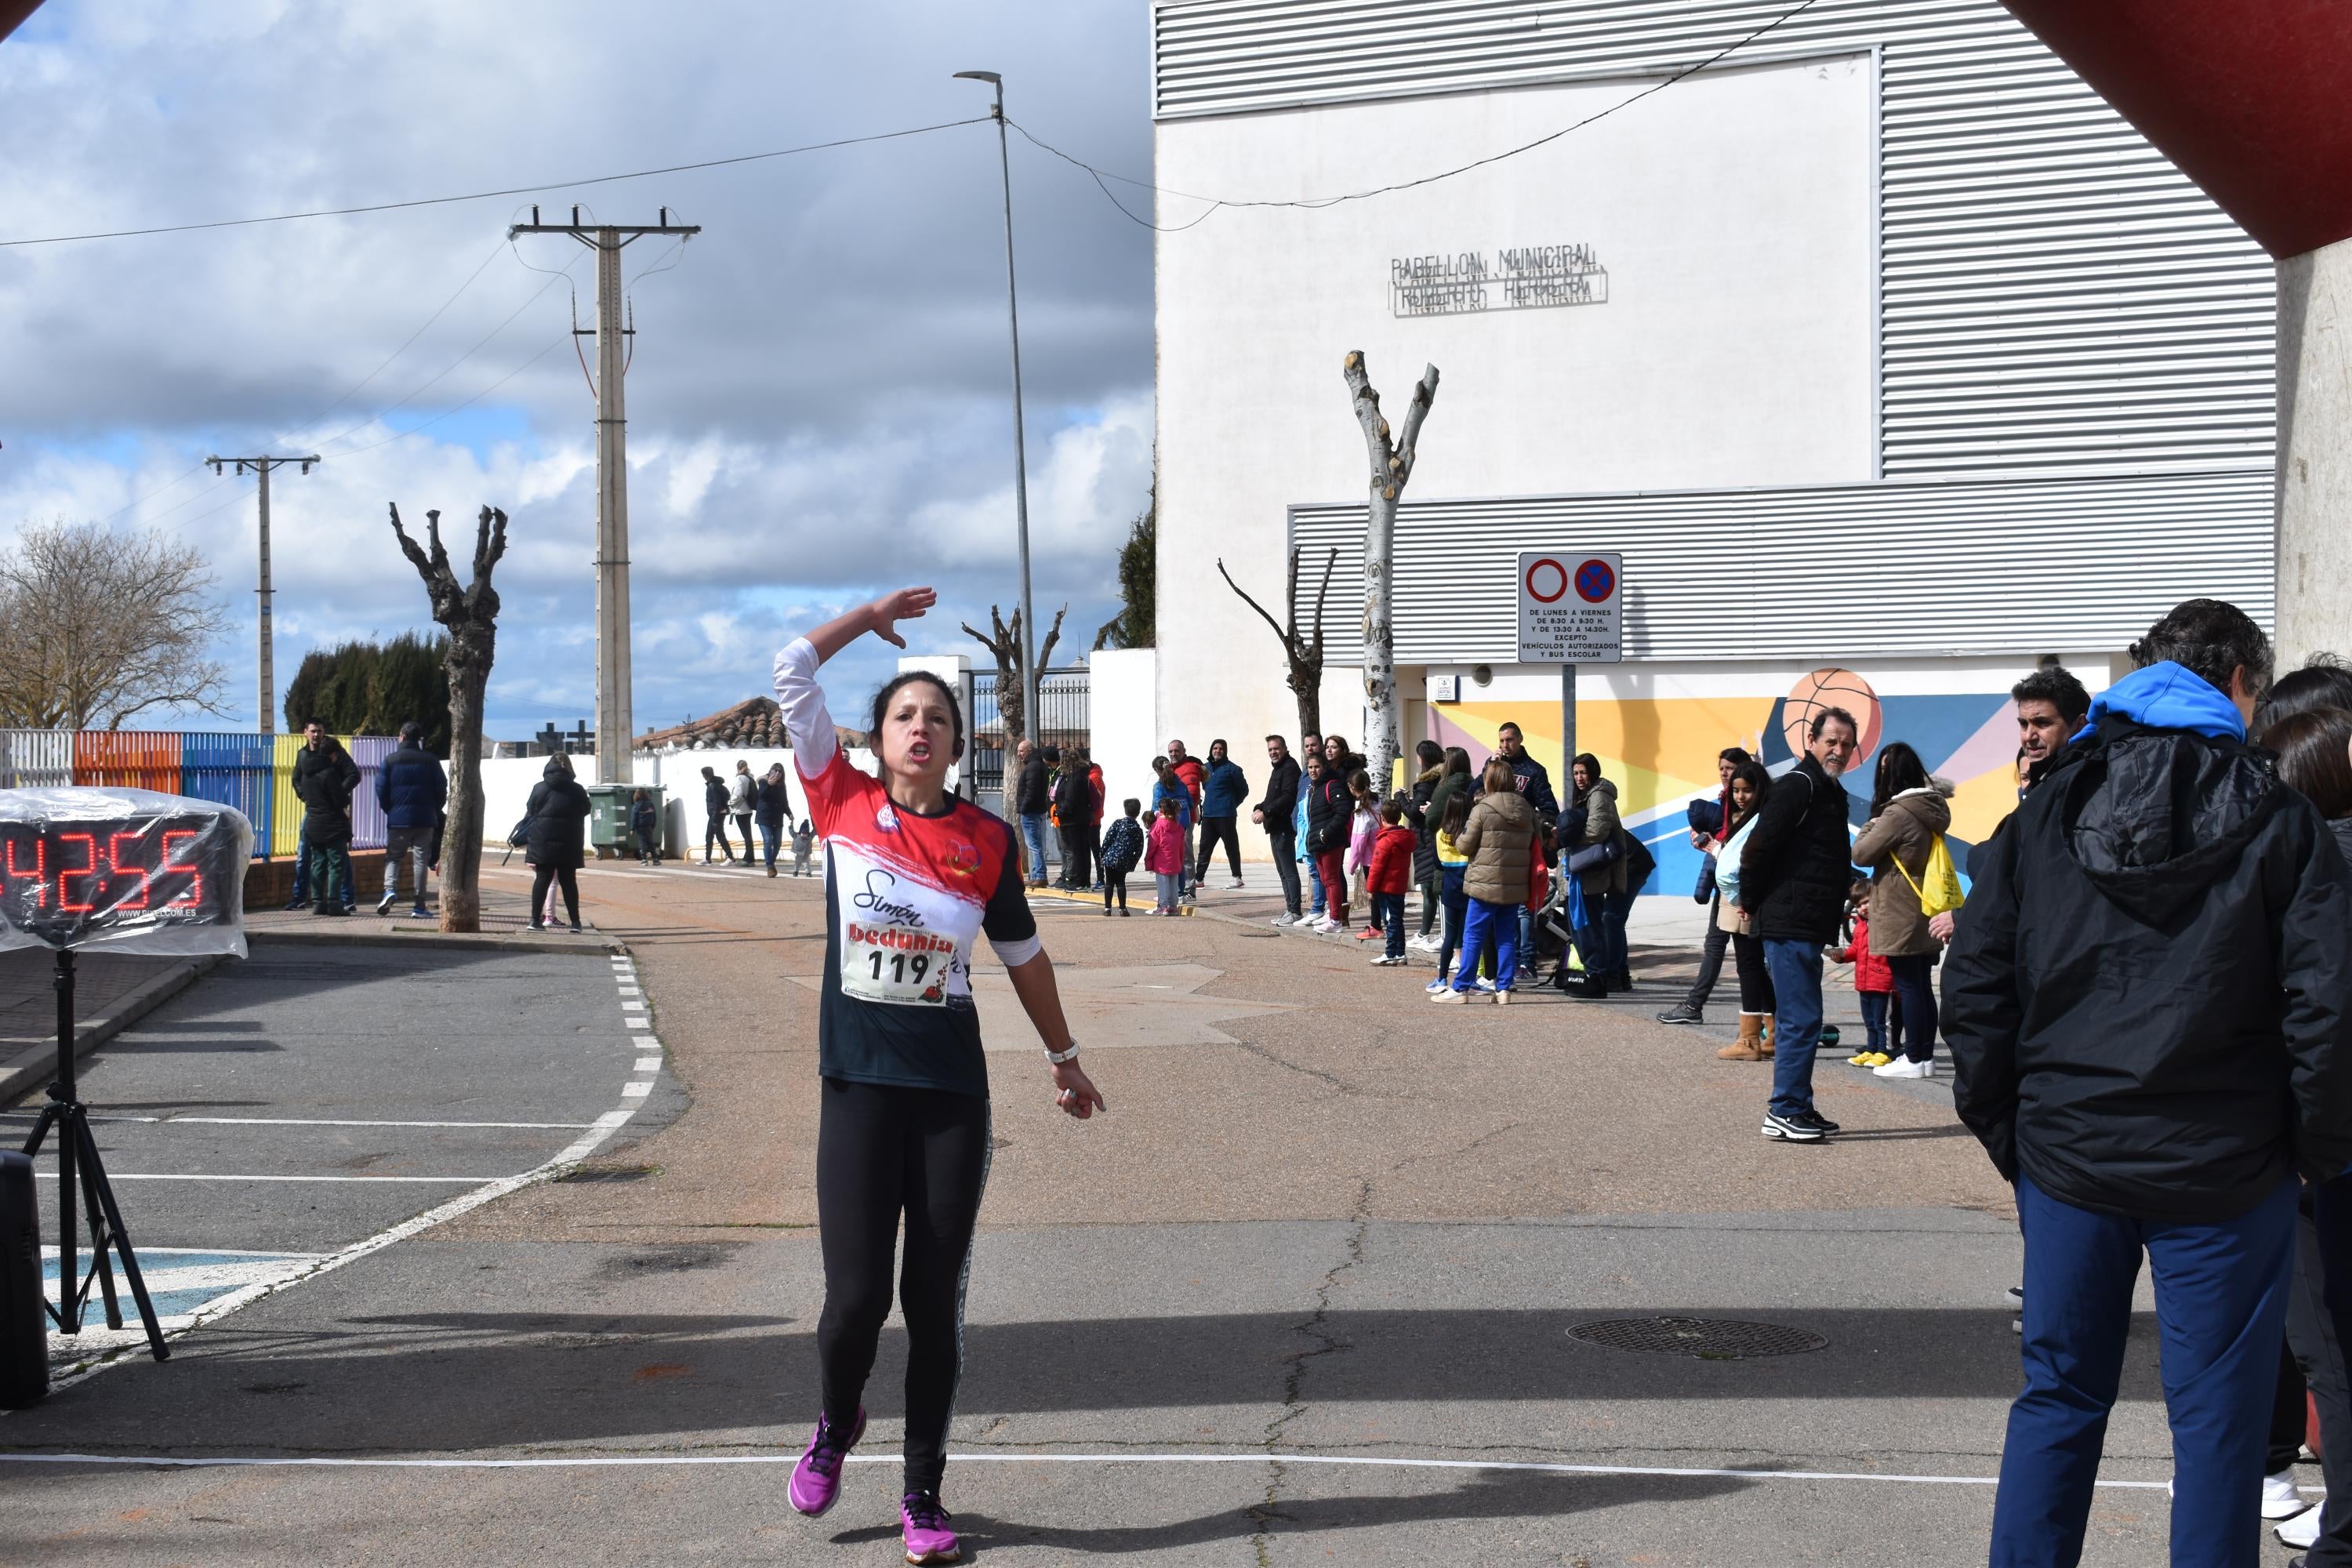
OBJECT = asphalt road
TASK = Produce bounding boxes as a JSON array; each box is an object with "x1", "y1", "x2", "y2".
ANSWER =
[
  {"x1": 2, "y1": 938, "x2": 681, "y2": 1370},
  {"x1": 0, "y1": 862, "x2": 2292, "y2": 1565}
]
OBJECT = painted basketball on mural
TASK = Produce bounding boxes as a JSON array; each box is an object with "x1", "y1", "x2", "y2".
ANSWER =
[{"x1": 1780, "y1": 668, "x2": 1882, "y2": 763}]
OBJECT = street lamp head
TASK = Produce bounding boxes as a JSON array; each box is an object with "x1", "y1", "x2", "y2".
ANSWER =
[{"x1": 953, "y1": 70, "x2": 1000, "y2": 85}]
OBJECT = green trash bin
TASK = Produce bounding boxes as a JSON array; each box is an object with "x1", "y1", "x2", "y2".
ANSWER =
[{"x1": 584, "y1": 783, "x2": 659, "y2": 859}]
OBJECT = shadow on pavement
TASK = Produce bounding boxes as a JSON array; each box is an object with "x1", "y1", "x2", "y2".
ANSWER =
[
  {"x1": 830, "y1": 1469, "x2": 1754, "y2": 1554},
  {"x1": 6, "y1": 1304, "x2": 2137, "y2": 1454}
]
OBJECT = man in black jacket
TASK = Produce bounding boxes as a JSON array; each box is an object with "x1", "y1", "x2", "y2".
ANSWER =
[
  {"x1": 700, "y1": 765, "x2": 734, "y2": 865},
  {"x1": 1051, "y1": 746, "x2": 1094, "y2": 891},
  {"x1": 1013, "y1": 739, "x2": 1051, "y2": 886},
  {"x1": 1254, "y1": 735, "x2": 1303, "y2": 924},
  {"x1": 290, "y1": 721, "x2": 361, "y2": 916},
  {"x1": 1947, "y1": 599, "x2": 2352, "y2": 1567},
  {"x1": 1737, "y1": 707, "x2": 1860, "y2": 1145}
]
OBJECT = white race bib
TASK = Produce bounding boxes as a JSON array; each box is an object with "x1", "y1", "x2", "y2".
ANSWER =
[{"x1": 841, "y1": 919, "x2": 956, "y2": 1007}]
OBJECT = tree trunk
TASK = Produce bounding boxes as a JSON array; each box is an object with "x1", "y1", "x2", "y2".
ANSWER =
[
  {"x1": 1342, "y1": 352, "x2": 1439, "y2": 799},
  {"x1": 441, "y1": 648, "x2": 488, "y2": 931},
  {"x1": 390, "y1": 503, "x2": 508, "y2": 934},
  {"x1": 1217, "y1": 544, "x2": 1337, "y2": 742}
]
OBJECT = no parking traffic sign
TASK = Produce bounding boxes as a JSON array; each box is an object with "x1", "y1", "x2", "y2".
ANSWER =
[{"x1": 1518, "y1": 551, "x2": 1621, "y2": 664}]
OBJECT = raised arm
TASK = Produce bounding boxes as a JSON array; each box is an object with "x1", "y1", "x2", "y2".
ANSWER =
[
  {"x1": 804, "y1": 586, "x2": 937, "y2": 666},
  {"x1": 775, "y1": 586, "x2": 938, "y2": 772}
]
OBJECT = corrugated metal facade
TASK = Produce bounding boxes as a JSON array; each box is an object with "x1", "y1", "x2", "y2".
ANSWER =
[
  {"x1": 1290, "y1": 466, "x2": 2272, "y2": 662},
  {"x1": 1153, "y1": 0, "x2": 2272, "y2": 482}
]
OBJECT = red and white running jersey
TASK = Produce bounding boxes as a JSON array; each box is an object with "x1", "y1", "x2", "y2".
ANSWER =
[{"x1": 774, "y1": 638, "x2": 1038, "y2": 1099}]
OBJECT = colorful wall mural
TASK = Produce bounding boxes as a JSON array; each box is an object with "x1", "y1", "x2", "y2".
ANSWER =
[{"x1": 1427, "y1": 669, "x2": 2036, "y2": 896}]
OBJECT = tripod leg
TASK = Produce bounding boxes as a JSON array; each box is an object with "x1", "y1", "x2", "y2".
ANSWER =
[
  {"x1": 74, "y1": 1134, "x2": 124, "y2": 1332},
  {"x1": 18, "y1": 1102, "x2": 59, "y2": 1159},
  {"x1": 69, "y1": 1116, "x2": 169, "y2": 1363}
]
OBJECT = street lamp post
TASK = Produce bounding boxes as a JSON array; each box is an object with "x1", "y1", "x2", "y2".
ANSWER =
[{"x1": 955, "y1": 69, "x2": 1040, "y2": 747}]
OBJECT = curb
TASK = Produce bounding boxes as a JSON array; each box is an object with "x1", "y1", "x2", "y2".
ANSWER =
[
  {"x1": 0, "y1": 954, "x2": 226, "y2": 1106},
  {"x1": 251, "y1": 927, "x2": 621, "y2": 955},
  {"x1": 1029, "y1": 885, "x2": 1195, "y2": 915}
]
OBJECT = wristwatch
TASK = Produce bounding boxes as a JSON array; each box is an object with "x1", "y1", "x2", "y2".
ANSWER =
[{"x1": 1045, "y1": 1042, "x2": 1080, "y2": 1065}]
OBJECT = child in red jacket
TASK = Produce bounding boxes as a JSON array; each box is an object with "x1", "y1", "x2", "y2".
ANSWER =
[
  {"x1": 1830, "y1": 876, "x2": 1903, "y2": 1065},
  {"x1": 1366, "y1": 797, "x2": 1418, "y2": 965},
  {"x1": 1145, "y1": 797, "x2": 1188, "y2": 915}
]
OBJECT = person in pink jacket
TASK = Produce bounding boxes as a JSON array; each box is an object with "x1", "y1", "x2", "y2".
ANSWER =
[{"x1": 1145, "y1": 797, "x2": 1188, "y2": 915}]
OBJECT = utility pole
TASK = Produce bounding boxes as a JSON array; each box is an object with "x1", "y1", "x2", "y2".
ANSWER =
[
  {"x1": 954, "y1": 71, "x2": 1040, "y2": 746},
  {"x1": 206, "y1": 454, "x2": 318, "y2": 736},
  {"x1": 507, "y1": 205, "x2": 699, "y2": 784}
]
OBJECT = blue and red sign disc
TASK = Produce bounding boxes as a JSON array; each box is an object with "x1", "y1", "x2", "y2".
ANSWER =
[{"x1": 1574, "y1": 558, "x2": 1616, "y2": 604}]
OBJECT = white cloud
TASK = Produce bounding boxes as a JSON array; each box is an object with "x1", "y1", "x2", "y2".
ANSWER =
[{"x1": 0, "y1": 0, "x2": 1157, "y2": 739}]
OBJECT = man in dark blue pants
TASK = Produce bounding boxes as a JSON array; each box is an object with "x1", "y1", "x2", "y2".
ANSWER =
[{"x1": 1947, "y1": 599, "x2": 2352, "y2": 1567}]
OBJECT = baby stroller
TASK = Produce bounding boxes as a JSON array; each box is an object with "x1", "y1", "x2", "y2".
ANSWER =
[{"x1": 1537, "y1": 870, "x2": 1587, "y2": 990}]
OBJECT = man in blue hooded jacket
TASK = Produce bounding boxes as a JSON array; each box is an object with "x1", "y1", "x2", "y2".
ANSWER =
[{"x1": 1947, "y1": 597, "x2": 2352, "y2": 1567}]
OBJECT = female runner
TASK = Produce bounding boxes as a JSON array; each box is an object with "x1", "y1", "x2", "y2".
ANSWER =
[{"x1": 776, "y1": 586, "x2": 1105, "y2": 1566}]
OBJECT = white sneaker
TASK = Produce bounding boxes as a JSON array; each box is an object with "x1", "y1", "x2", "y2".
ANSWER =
[
  {"x1": 2277, "y1": 1498, "x2": 2324, "y2": 1548},
  {"x1": 1474, "y1": 977, "x2": 1497, "y2": 993},
  {"x1": 1370, "y1": 953, "x2": 1404, "y2": 966},
  {"x1": 1873, "y1": 1057, "x2": 1934, "y2": 1079},
  {"x1": 1225, "y1": 879, "x2": 1246, "y2": 891},
  {"x1": 1408, "y1": 934, "x2": 1441, "y2": 952},
  {"x1": 1312, "y1": 917, "x2": 1342, "y2": 935},
  {"x1": 1271, "y1": 913, "x2": 1301, "y2": 927},
  {"x1": 2262, "y1": 1469, "x2": 2307, "y2": 1520}
]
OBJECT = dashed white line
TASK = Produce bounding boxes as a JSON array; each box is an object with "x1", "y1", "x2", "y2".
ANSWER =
[
  {"x1": 633, "y1": 1057, "x2": 661, "y2": 1073},
  {"x1": 620, "y1": 1082, "x2": 652, "y2": 1099}
]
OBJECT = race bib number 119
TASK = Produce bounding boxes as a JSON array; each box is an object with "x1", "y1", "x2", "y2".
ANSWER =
[{"x1": 843, "y1": 920, "x2": 954, "y2": 1007}]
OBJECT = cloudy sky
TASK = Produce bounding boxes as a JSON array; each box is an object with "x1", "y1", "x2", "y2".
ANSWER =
[{"x1": 0, "y1": 0, "x2": 1154, "y2": 741}]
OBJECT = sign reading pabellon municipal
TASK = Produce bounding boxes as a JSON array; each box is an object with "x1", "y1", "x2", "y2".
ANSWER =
[
  {"x1": 1518, "y1": 552, "x2": 1622, "y2": 665},
  {"x1": 1392, "y1": 245, "x2": 1608, "y2": 318}
]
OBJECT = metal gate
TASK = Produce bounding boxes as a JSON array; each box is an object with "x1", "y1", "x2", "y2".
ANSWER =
[{"x1": 969, "y1": 668, "x2": 1089, "y2": 802}]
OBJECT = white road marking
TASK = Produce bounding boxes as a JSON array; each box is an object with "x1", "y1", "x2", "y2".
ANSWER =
[
  {"x1": 173, "y1": 1117, "x2": 598, "y2": 1130},
  {"x1": 633, "y1": 1057, "x2": 661, "y2": 1073},
  {"x1": 13, "y1": 996, "x2": 659, "y2": 1395},
  {"x1": 0, "y1": 1450, "x2": 2203, "y2": 1492},
  {"x1": 101, "y1": 1174, "x2": 491, "y2": 1185}
]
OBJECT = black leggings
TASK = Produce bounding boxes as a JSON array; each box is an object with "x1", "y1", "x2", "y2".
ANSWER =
[
  {"x1": 1886, "y1": 951, "x2": 1940, "y2": 1063},
  {"x1": 1731, "y1": 931, "x2": 1775, "y2": 1014},
  {"x1": 529, "y1": 864, "x2": 579, "y2": 927},
  {"x1": 815, "y1": 1078, "x2": 991, "y2": 1495},
  {"x1": 1104, "y1": 870, "x2": 1128, "y2": 910}
]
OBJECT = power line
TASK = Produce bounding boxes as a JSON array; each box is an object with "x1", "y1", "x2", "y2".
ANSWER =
[
  {"x1": 93, "y1": 238, "x2": 516, "y2": 524},
  {"x1": 1014, "y1": 0, "x2": 1826, "y2": 232},
  {"x1": 0, "y1": 117, "x2": 990, "y2": 249},
  {"x1": 269, "y1": 234, "x2": 512, "y2": 448},
  {"x1": 310, "y1": 252, "x2": 586, "y2": 454}
]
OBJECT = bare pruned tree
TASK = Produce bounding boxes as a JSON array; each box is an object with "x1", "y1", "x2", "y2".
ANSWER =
[
  {"x1": 0, "y1": 520, "x2": 230, "y2": 730},
  {"x1": 962, "y1": 601, "x2": 1067, "y2": 767},
  {"x1": 390, "y1": 503, "x2": 508, "y2": 934},
  {"x1": 1343, "y1": 350, "x2": 1439, "y2": 800},
  {"x1": 1217, "y1": 545, "x2": 1338, "y2": 738}
]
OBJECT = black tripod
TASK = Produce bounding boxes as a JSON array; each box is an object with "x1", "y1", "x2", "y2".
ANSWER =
[{"x1": 18, "y1": 950, "x2": 169, "y2": 1360}]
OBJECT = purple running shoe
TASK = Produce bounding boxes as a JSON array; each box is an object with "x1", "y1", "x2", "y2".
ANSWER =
[
  {"x1": 786, "y1": 1406, "x2": 864, "y2": 1517},
  {"x1": 900, "y1": 1490, "x2": 960, "y2": 1564}
]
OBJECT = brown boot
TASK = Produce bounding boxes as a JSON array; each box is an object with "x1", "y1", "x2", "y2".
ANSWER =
[{"x1": 1717, "y1": 1014, "x2": 1769, "y2": 1062}]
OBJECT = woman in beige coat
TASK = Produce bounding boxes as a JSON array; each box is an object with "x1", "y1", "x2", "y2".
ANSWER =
[
  {"x1": 1849, "y1": 741, "x2": 1952, "y2": 1080},
  {"x1": 1435, "y1": 757, "x2": 1537, "y2": 1004}
]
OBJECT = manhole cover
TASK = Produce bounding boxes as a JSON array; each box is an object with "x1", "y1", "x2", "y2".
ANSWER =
[{"x1": 1567, "y1": 1317, "x2": 1827, "y2": 1360}]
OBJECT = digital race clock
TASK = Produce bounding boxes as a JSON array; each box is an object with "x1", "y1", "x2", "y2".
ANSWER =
[{"x1": 0, "y1": 789, "x2": 252, "y2": 956}]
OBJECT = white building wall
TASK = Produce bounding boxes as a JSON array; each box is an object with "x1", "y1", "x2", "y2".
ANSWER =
[{"x1": 1156, "y1": 53, "x2": 1878, "y2": 793}]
